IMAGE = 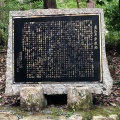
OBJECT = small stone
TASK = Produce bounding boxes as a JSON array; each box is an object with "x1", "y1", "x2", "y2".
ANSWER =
[
  {"x1": 0, "y1": 112, "x2": 18, "y2": 120},
  {"x1": 67, "y1": 87, "x2": 92, "y2": 110},
  {"x1": 20, "y1": 87, "x2": 46, "y2": 112},
  {"x1": 92, "y1": 115, "x2": 108, "y2": 120},
  {"x1": 92, "y1": 115, "x2": 118, "y2": 120},
  {"x1": 68, "y1": 114, "x2": 83, "y2": 120},
  {"x1": 110, "y1": 103, "x2": 117, "y2": 107},
  {"x1": 109, "y1": 115, "x2": 118, "y2": 120},
  {"x1": 0, "y1": 77, "x2": 2, "y2": 81},
  {"x1": 58, "y1": 116, "x2": 67, "y2": 120},
  {"x1": 21, "y1": 115, "x2": 55, "y2": 120},
  {"x1": 2, "y1": 75, "x2": 5, "y2": 81},
  {"x1": 0, "y1": 77, "x2": 2, "y2": 82}
]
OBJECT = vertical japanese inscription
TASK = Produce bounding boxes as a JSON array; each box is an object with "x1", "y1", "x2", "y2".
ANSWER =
[{"x1": 14, "y1": 15, "x2": 101, "y2": 82}]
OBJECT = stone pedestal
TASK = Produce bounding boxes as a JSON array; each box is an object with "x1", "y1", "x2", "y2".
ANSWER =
[
  {"x1": 20, "y1": 87, "x2": 46, "y2": 111},
  {"x1": 67, "y1": 87, "x2": 92, "y2": 110}
]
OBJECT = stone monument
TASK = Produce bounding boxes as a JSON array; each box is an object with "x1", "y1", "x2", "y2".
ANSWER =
[{"x1": 5, "y1": 9, "x2": 113, "y2": 97}]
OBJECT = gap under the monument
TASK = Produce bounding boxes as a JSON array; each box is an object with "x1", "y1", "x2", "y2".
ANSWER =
[{"x1": 45, "y1": 94, "x2": 67, "y2": 105}]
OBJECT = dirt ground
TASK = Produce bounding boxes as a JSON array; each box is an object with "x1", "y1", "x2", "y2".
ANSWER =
[{"x1": 93, "y1": 46, "x2": 120, "y2": 106}]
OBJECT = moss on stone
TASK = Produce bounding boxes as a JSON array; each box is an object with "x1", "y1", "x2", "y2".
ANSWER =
[{"x1": 67, "y1": 88, "x2": 93, "y2": 111}]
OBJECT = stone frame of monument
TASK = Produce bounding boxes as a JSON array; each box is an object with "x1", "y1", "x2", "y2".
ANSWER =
[{"x1": 5, "y1": 8, "x2": 113, "y2": 95}]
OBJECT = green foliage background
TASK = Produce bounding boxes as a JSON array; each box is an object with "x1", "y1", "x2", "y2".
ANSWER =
[{"x1": 0, "y1": 0, "x2": 120, "y2": 49}]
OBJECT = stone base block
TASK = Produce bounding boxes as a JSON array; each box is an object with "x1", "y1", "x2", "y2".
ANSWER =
[
  {"x1": 20, "y1": 87, "x2": 46, "y2": 111},
  {"x1": 67, "y1": 86, "x2": 92, "y2": 110}
]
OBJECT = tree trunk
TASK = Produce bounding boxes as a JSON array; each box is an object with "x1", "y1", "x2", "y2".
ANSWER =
[
  {"x1": 0, "y1": 0, "x2": 4, "y2": 7},
  {"x1": 43, "y1": 0, "x2": 57, "y2": 9},
  {"x1": 30, "y1": 2, "x2": 32, "y2": 9},
  {"x1": 76, "y1": 0, "x2": 80, "y2": 8},
  {"x1": 86, "y1": 0, "x2": 95, "y2": 8},
  {"x1": 119, "y1": 0, "x2": 120, "y2": 9}
]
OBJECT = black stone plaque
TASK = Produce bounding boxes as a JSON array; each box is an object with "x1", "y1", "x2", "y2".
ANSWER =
[{"x1": 13, "y1": 15, "x2": 102, "y2": 82}]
